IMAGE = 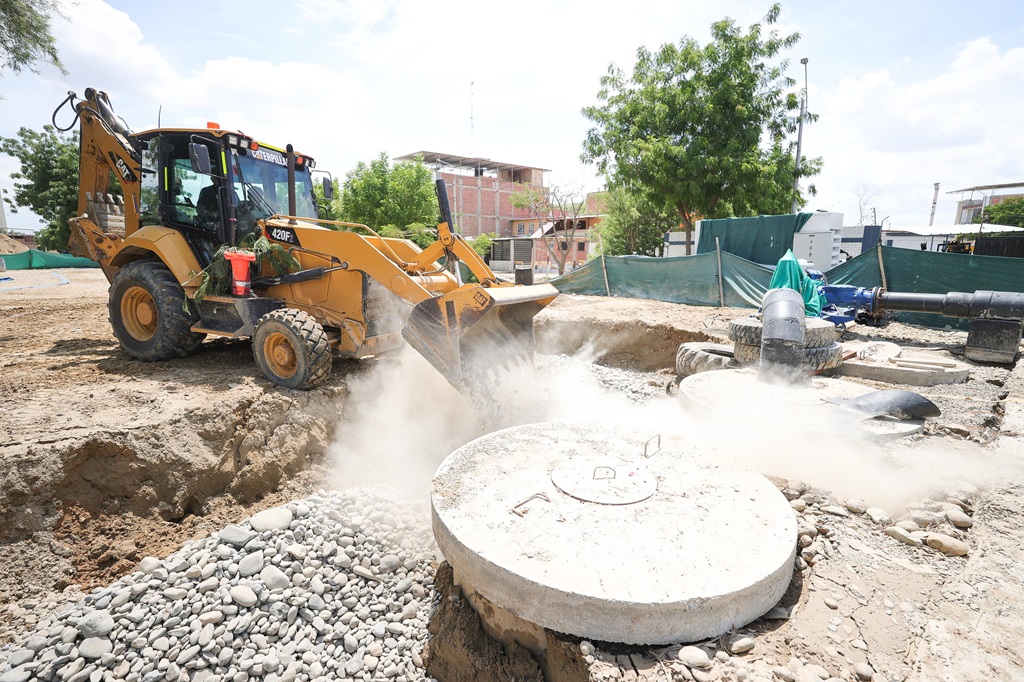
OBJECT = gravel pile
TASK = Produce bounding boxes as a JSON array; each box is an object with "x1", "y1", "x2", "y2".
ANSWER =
[{"x1": 0, "y1": 487, "x2": 439, "y2": 682}]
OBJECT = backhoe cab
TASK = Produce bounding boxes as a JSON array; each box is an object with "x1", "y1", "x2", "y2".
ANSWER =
[{"x1": 61, "y1": 87, "x2": 557, "y2": 390}]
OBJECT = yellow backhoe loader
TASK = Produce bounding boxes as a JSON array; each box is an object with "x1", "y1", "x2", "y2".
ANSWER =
[{"x1": 57, "y1": 88, "x2": 557, "y2": 390}]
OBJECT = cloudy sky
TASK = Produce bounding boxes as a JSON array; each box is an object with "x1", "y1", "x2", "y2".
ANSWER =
[{"x1": 2, "y1": 0, "x2": 1023, "y2": 232}]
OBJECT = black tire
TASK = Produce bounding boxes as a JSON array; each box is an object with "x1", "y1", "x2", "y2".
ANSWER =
[
  {"x1": 109, "y1": 259, "x2": 205, "y2": 361},
  {"x1": 252, "y1": 309, "x2": 332, "y2": 390},
  {"x1": 728, "y1": 316, "x2": 837, "y2": 349},
  {"x1": 675, "y1": 342, "x2": 738, "y2": 377},
  {"x1": 732, "y1": 340, "x2": 844, "y2": 371}
]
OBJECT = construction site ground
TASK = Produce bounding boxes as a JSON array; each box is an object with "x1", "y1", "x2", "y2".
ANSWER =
[{"x1": 2, "y1": 267, "x2": 1024, "y2": 682}]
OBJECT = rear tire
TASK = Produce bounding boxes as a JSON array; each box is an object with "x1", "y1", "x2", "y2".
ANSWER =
[
  {"x1": 253, "y1": 309, "x2": 332, "y2": 390},
  {"x1": 109, "y1": 259, "x2": 205, "y2": 361}
]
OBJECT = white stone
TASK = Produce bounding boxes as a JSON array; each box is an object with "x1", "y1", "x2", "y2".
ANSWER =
[
  {"x1": 945, "y1": 507, "x2": 974, "y2": 529},
  {"x1": 230, "y1": 586, "x2": 258, "y2": 607},
  {"x1": 79, "y1": 637, "x2": 113, "y2": 659},
  {"x1": 885, "y1": 526, "x2": 923, "y2": 547},
  {"x1": 220, "y1": 526, "x2": 255, "y2": 548},
  {"x1": 249, "y1": 508, "x2": 293, "y2": 532},
  {"x1": 678, "y1": 646, "x2": 713, "y2": 669},
  {"x1": 77, "y1": 610, "x2": 115, "y2": 638},
  {"x1": 238, "y1": 550, "x2": 265, "y2": 578},
  {"x1": 927, "y1": 533, "x2": 969, "y2": 556},
  {"x1": 865, "y1": 508, "x2": 892, "y2": 525}
]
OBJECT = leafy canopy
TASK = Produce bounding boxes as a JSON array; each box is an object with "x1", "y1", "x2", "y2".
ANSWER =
[
  {"x1": 0, "y1": 125, "x2": 79, "y2": 250},
  {"x1": 595, "y1": 187, "x2": 677, "y2": 257},
  {"x1": 581, "y1": 4, "x2": 821, "y2": 251},
  {"x1": 975, "y1": 197, "x2": 1024, "y2": 228},
  {"x1": 337, "y1": 152, "x2": 438, "y2": 233},
  {"x1": 0, "y1": 0, "x2": 66, "y2": 76}
]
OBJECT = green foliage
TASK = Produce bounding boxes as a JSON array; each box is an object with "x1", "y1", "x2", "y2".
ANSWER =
[
  {"x1": 0, "y1": 125, "x2": 79, "y2": 250},
  {"x1": 0, "y1": 0, "x2": 66, "y2": 77},
  {"x1": 469, "y1": 232, "x2": 497, "y2": 260},
  {"x1": 509, "y1": 184, "x2": 549, "y2": 219},
  {"x1": 596, "y1": 186, "x2": 677, "y2": 256},
  {"x1": 975, "y1": 197, "x2": 1024, "y2": 228},
  {"x1": 581, "y1": 3, "x2": 821, "y2": 252},
  {"x1": 339, "y1": 153, "x2": 437, "y2": 231},
  {"x1": 192, "y1": 235, "x2": 301, "y2": 306}
]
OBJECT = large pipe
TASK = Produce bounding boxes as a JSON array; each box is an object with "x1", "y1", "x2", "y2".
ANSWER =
[
  {"x1": 875, "y1": 290, "x2": 1024, "y2": 320},
  {"x1": 760, "y1": 288, "x2": 807, "y2": 383}
]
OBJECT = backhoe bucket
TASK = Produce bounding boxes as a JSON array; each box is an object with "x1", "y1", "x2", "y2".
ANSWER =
[{"x1": 402, "y1": 282, "x2": 559, "y2": 389}]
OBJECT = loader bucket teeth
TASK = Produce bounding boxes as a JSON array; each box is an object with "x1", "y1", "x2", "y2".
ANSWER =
[{"x1": 402, "y1": 283, "x2": 558, "y2": 390}]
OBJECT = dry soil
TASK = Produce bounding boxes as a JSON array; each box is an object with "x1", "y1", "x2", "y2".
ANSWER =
[{"x1": 2, "y1": 269, "x2": 1023, "y2": 682}]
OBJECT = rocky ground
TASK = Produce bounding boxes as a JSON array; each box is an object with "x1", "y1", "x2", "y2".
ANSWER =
[{"x1": 1, "y1": 269, "x2": 1023, "y2": 681}]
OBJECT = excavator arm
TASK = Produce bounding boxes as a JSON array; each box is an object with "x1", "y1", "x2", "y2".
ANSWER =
[{"x1": 59, "y1": 88, "x2": 144, "y2": 280}]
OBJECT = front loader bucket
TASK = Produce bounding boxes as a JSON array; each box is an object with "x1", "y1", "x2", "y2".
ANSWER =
[{"x1": 402, "y1": 282, "x2": 559, "y2": 389}]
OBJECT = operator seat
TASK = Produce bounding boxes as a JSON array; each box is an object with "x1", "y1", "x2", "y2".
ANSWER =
[{"x1": 196, "y1": 184, "x2": 220, "y2": 230}]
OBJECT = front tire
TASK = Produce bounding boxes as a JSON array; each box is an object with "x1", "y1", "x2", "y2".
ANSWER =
[
  {"x1": 109, "y1": 259, "x2": 205, "y2": 361},
  {"x1": 252, "y1": 309, "x2": 332, "y2": 390}
]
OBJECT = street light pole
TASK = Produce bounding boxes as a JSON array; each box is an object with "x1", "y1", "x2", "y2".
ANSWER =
[
  {"x1": 974, "y1": 190, "x2": 989, "y2": 254},
  {"x1": 791, "y1": 57, "x2": 809, "y2": 215}
]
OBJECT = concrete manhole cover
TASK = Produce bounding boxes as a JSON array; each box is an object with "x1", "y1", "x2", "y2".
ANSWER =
[
  {"x1": 431, "y1": 421, "x2": 797, "y2": 645},
  {"x1": 550, "y1": 456, "x2": 657, "y2": 505}
]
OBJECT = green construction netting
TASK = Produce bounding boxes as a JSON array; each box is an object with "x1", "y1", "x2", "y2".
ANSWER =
[
  {"x1": 696, "y1": 213, "x2": 814, "y2": 264},
  {"x1": 550, "y1": 246, "x2": 1024, "y2": 329},
  {"x1": 551, "y1": 252, "x2": 773, "y2": 308},
  {"x1": 0, "y1": 250, "x2": 99, "y2": 270}
]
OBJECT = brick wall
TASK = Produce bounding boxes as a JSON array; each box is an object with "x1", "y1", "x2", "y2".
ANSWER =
[{"x1": 441, "y1": 172, "x2": 543, "y2": 238}]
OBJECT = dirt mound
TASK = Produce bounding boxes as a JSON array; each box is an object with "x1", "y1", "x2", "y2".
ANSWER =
[{"x1": 0, "y1": 233, "x2": 28, "y2": 255}]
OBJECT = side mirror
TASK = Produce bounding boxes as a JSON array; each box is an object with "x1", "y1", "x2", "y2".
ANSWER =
[
  {"x1": 322, "y1": 176, "x2": 334, "y2": 201},
  {"x1": 189, "y1": 143, "x2": 212, "y2": 175}
]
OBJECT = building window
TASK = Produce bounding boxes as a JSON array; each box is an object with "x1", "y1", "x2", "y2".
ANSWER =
[
  {"x1": 529, "y1": 222, "x2": 535, "y2": 232},
  {"x1": 560, "y1": 241, "x2": 569, "y2": 251},
  {"x1": 577, "y1": 242, "x2": 585, "y2": 252},
  {"x1": 517, "y1": 222, "x2": 525, "y2": 235}
]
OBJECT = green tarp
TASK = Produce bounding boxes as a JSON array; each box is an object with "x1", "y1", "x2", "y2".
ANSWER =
[
  {"x1": 696, "y1": 213, "x2": 814, "y2": 264},
  {"x1": 767, "y1": 250, "x2": 826, "y2": 317},
  {"x1": 550, "y1": 246, "x2": 1024, "y2": 329},
  {"x1": 0, "y1": 250, "x2": 99, "y2": 270}
]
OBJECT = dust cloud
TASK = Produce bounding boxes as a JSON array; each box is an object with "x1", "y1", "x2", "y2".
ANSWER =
[{"x1": 328, "y1": 346, "x2": 1015, "y2": 514}]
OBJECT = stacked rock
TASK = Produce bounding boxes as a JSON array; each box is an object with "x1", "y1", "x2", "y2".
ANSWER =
[{"x1": 0, "y1": 487, "x2": 439, "y2": 682}]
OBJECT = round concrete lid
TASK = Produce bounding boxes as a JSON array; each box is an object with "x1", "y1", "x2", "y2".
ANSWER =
[
  {"x1": 431, "y1": 422, "x2": 797, "y2": 645},
  {"x1": 679, "y1": 368, "x2": 868, "y2": 408}
]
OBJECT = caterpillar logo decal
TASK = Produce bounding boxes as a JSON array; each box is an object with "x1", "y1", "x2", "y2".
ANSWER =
[
  {"x1": 107, "y1": 152, "x2": 138, "y2": 183},
  {"x1": 266, "y1": 225, "x2": 300, "y2": 247}
]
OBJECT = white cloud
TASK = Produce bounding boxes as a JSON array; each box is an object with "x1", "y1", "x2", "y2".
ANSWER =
[{"x1": 809, "y1": 37, "x2": 1024, "y2": 227}]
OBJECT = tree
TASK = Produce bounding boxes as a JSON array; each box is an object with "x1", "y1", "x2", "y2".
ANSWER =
[
  {"x1": 0, "y1": 0, "x2": 66, "y2": 77},
  {"x1": 338, "y1": 153, "x2": 437, "y2": 232},
  {"x1": 0, "y1": 125, "x2": 79, "y2": 250},
  {"x1": 975, "y1": 197, "x2": 1024, "y2": 228},
  {"x1": 510, "y1": 184, "x2": 587, "y2": 275},
  {"x1": 851, "y1": 182, "x2": 883, "y2": 225},
  {"x1": 581, "y1": 4, "x2": 821, "y2": 254},
  {"x1": 596, "y1": 186, "x2": 677, "y2": 257}
]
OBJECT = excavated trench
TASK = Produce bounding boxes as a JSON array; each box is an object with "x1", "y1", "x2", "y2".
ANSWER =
[{"x1": 3, "y1": 275, "x2": 1018, "y2": 680}]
